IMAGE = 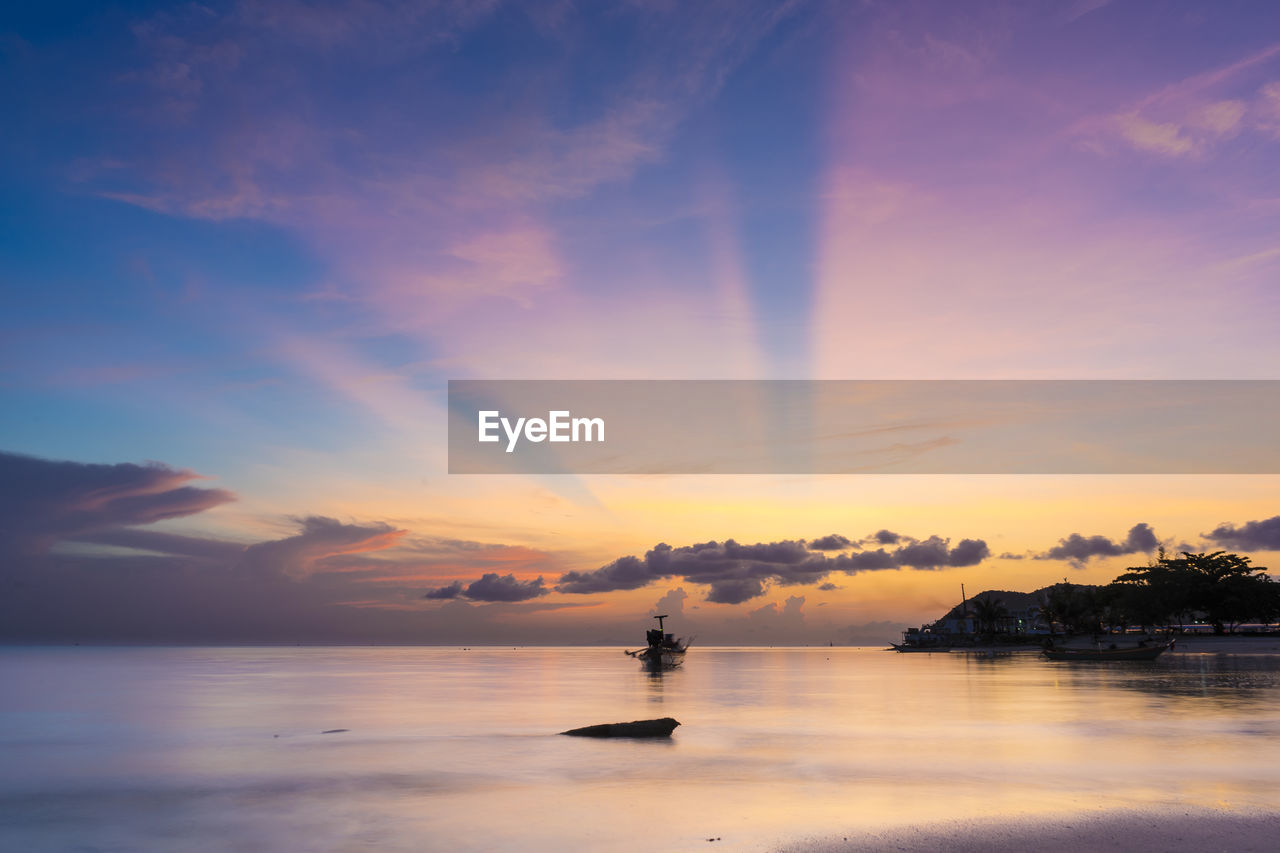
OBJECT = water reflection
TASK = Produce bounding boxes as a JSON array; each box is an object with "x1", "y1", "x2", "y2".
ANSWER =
[
  {"x1": 643, "y1": 667, "x2": 670, "y2": 703},
  {"x1": 2, "y1": 646, "x2": 1278, "y2": 852},
  {"x1": 1045, "y1": 653, "x2": 1280, "y2": 705}
]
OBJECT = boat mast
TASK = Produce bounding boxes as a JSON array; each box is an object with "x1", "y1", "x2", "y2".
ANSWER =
[
  {"x1": 960, "y1": 584, "x2": 968, "y2": 633},
  {"x1": 655, "y1": 614, "x2": 668, "y2": 632}
]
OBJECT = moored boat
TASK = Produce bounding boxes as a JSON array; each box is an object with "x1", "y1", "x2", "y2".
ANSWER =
[
  {"x1": 625, "y1": 614, "x2": 689, "y2": 669},
  {"x1": 889, "y1": 642, "x2": 951, "y2": 653},
  {"x1": 1042, "y1": 638, "x2": 1173, "y2": 661}
]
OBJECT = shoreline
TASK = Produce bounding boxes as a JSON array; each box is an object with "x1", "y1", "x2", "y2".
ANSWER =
[
  {"x1": 890, "y1": 634, "x2": 1280, "y2": 655},
  {"x1": 779, "y1": 807, "x2": 1280, "y2": 853}
]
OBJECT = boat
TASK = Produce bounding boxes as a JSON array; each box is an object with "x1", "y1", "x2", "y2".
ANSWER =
[
  {"x1": 625, "y1": 614, "x2": 689, "y2": 669},
  {"x1": 1042, "y1": 638, "x2": 1174, "y2": 661},
  {"x1": 889, "y1": 642, "x2": 951, "y2": 653}
]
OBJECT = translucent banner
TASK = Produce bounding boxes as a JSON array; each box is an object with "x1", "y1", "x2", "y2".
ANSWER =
[{"x1": 447, "y1": 380, "x2": 1280, "y2": 474}]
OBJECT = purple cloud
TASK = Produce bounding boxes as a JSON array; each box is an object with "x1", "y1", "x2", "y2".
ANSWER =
[
  {"x1": 1038, "y1": 523, "x2": 1160, "y2": 565},
  {"x1": 808, "y1": 534, "x2": 852, "y2": 551},
  {"x1": 464, "y1": 573, "x2": 549, "y2": 602},
  {"x1": 424, "y1": 581, "x2": 464, "y2": 600},
  {"x1": 870, "y1": 529, "x2": 901, "y2": 545},
  {"x1": 240, "y1": 516, "x2": 405, "y2": 578},
  {"x1": 557, "y1": 533, "x2": 992, "y2": 602},
  {"x1": 0, "y1": 450, "x2": 235, "y2": 556},
  {"x1": 947, "y1": 538, "x2": 991, "y2": 567},
  {"x1": 707, "y1": 577, "x2": 767, "y2": 605},
  {"x1": 1204, "y1": 516, "x2": 1280, "y2": 551}
]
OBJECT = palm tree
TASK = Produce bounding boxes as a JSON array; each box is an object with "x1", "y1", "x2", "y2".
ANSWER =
[{"x1": 972, "y1": 596, "x2": 1009, "y2": 638}]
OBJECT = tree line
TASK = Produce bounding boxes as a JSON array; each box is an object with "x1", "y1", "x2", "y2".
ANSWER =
[{"x1": 976, "y1": 551, "x2": 1279, "y2": 637}]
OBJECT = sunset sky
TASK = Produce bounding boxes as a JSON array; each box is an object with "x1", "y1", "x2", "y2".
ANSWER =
[{"x1": 2, "y1": 0, "x2": 1279, "y2": 644}]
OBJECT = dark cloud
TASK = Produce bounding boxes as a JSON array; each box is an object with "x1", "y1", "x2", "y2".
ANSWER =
[
  {"x1": 998, "y1": 552, "x2": 1026, "y2": 560},
  {"x1": 808, "y1": 534, "x2": 851, "y2": 551},
  {"x1": 1038, "y1": 523, "x2": 1160, "y2": 565},
  {"x1": 464, "y1": 573, "x2": 548, "y2": 602},
  {"x1": 240, "y1": 516, "x2": 405, "y2": 578},
  {"x1": 557, "y1": 553, "x2": 653, "y2": 594},
  {"x1": 71, "y1": 527, "x2": 245, "y2": 562},
  {"x1": 0, "y1": 450, "x2": 234, "y2": 556},
  {"x1": 817, "y1": 582, "x2": 839, "y2": 591},
  {"x1": 833, "y1": 549, "x2": 898, "y2": 570},
  {"x1": 865, "y1": 536, "x2": 990, "y2": 570},
  {"x1": 1125, "y1": 522, "x2": 1159, "y2": 552},
  {"x1": 871, "y1": 529, "x2": 901, "y2": 545},
  {"x1": 424, "y1": 581, "x2": 463, "y2": 600},
  {"x1": 1204, "y1": 516, "x2": 1280, "y2": 551},
  {"x1": 558, "y1": 534, "x2": 992, "y2": 603},
  {"x1": 706, "y1": 577, "x2": 767, "y2": 604},
  {"x1": 893, "y1": 536, "x2": 951, "y2": 568},
  {"x1": 557, "y1": 538, "x2": 830, "y2": 599},
  {"x1": 0, "y1": 451, "x2": 577, "y2": 642},
  {"x1": 947, "y1": 538, "x2": 991, "y2": 567}
]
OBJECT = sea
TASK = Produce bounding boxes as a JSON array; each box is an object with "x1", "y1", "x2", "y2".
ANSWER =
[{"x1": 2, "y1": 645, "x2": 1279, "y2": 852}]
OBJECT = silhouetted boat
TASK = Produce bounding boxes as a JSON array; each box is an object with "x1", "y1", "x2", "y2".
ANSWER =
[
  {"x1": 889, "y1": 642, "x2": 951, "y2": 653},
  {"x1": 1042, "y1": 639, "x2": 1173, "y2": 661},
  {"x1": 625, "y1": 614, "x2": 688, "y2": 669}
]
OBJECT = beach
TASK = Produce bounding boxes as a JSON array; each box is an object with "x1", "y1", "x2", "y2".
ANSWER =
[
  {"x1": 784, "y1": 635, "x2": 1280, "y2": 852},
  {"x1": 785, "y1": 808, "x2": 1280, "y2": 853}
]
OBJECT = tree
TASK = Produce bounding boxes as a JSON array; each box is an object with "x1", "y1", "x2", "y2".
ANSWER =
[
  {"x1": 1113, "y1": 551, "x2": 1274, "y2": 634},
  {"x1": 1039, "y1": 580, "x2": 1093, "y2": 635},
  {"x1": 972, "y1": 595, "x2": 1009, "y2": 637}
]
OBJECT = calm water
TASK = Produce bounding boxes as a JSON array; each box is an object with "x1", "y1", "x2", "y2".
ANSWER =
[{"x1": 2, "y1": 646, "x2": 1279, "y2": 851}]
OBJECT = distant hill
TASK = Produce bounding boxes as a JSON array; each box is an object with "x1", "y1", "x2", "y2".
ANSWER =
[{"x1": 938, "y1": 583, "x2": 1102, "y2": 621}]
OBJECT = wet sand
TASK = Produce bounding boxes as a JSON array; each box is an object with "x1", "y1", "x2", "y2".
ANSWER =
[
  {"x1": 782, "y1": 808, "x2": 1280, "y2": 853},
  {"x1": 1165, "y1": 634, "x2": 1280, "y2": 654}
]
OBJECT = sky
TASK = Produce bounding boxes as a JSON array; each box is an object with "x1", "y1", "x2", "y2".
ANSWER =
[{"x1": 1, "y1": 0, "x2": 1279, "y2": 644}]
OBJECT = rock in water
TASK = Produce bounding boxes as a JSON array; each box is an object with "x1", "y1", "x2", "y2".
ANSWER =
[{"x1": 560, "y1": 717, "x2": 680, "y2": 738}]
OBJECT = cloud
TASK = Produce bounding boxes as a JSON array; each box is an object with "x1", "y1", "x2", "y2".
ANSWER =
[
  {"x1": 0, "y1": 450, "x2": 235, "y2": 556},
  {"x1": 424, "y1": 572, "x2": 549, "y2": 602},
  {"x1": 424, "y1": 581, "x2": 463, "y2": 600},
  {"x1": 650, "y1": 587, "x2": 688, "y2": 616},
  {"x1": 834, "y1": 549, "x2": 898, "y2": 570},
  {"x1": 707, "y1": 577, "x2": 767, "y2": 605},
  {"x1": 1204, "y1": 516, "x2": 1280, "y2": 551},
  {"x1": 808, "y1": 533, "x2": 852, "y2": 551},
  {"x1": 70, "y1": 527, "x2": 245, "y2": 562},
  {"x1": 869, "y1": 529, "x2": 901, "y2": 545},
  {"x1": 557, "y1": 533, "x2": 993, "y2": 603},
  {"x1": 1191, "y1": 100, "x2": 1246, "y2": 136},
  {"x1": 745, "y1": 595, "x2": 806, "y2": 626},
  {"x1": 850, "y1": 536, "x2": 988, "y2": 570},
  {"x1": 946, "y1": 538, "x2": 991, "y2": 567},
  {"x1": 556, "y1": 538, "x2": 831, "y2": 600},
  {"x1": 1113, "y1": 113, "x2": 1196, "y2": 157},
  {"x1": 464, "y1": 573, "x2": 549, "y2": 602},
  {"x1": 1037, "y1": 522, "x2": 1160, "y2": 565},
  {"x1": 1260, "y1": 81, "x2": 1280, "y2": 134},
  {"x1": 85, "y1": 0, "x2": 810, "y2": 334},
  {"x1": 240, "y1": 515, "x2": 406, "y2": 578},
  {"x1": 0, "y1": 451, "x2": 582, "y2": 642},
  {"x1": 892, "y1": 535, "x2": 951, "y2": 569},
  {"x1": 1086, "y1": 43, "x2": 1280, "y2": 160}
]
